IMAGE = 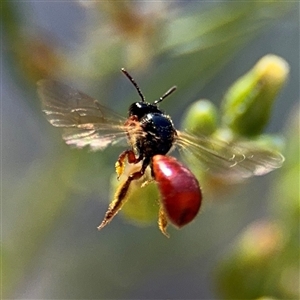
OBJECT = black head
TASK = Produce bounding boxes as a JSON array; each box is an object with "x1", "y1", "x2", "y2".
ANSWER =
[
  {"x1": 121, "y1": 68, "x2": 177, "y2": 119},
  {"x1": 128, "y1": 102, "x2": 162, "y2": 120}
]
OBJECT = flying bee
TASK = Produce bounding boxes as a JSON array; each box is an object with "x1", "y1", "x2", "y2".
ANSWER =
[{"x1": 37, "y1": 69, "x2": 284, "y2": 237}]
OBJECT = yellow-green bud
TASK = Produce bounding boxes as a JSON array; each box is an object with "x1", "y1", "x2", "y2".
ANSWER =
[
  {"x1": 221, "y1": 54, "x2": 289, "y2": 137},
  {"x1": 181, "y1": 99, "x2": 218, "y2": 135}
]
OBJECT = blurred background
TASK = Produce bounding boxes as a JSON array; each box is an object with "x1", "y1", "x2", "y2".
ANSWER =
[{"x1": 2, "y1": 2, "x2": 299, "y2": 299}]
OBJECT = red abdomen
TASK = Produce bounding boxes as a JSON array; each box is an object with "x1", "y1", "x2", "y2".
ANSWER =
[{"x1": 152, "y1": 155, "x2": 202, "y2": 227}]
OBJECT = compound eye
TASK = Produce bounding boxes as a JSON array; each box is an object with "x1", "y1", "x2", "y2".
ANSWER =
[{"x1": 128, "y1": 102, "x2": 145, "y2": 119}]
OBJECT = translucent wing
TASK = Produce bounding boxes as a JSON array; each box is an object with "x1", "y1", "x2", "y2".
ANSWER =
[
  {"x1": 176, "y1": 131, "x2": 284, "y2": 181},
  {"x1": 37, "y1": 79, "x2": 128, "y2": 151}
]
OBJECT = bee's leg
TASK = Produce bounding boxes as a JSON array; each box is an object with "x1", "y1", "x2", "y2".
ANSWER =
[
  {"x1": 158, "y1": 206, "x2": 170, "y2": 238},
  {"x1": 98, "y1": 158, "x2": 150, "y2": 231},
  {"x1": 140, "y1": 179, "x2": 154, "y2": 188},
  {"x1": 115, "y1": 149, "x2": 141, "y2": 179},
  {"x1": 149, "y1": 162, "x2": 169, "y2": 237}
]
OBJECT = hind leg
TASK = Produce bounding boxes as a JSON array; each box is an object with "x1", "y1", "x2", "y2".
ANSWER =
[{"x1": 98, "y1": 158, "x2": 150, "y2": 230}]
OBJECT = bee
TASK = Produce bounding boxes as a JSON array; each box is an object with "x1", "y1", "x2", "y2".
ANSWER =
[{"x1": 37, "y1": 69, "x2": 284, "y2": 236}]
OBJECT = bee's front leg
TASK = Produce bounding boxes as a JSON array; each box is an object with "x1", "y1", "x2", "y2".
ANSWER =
[{"x1": 115, "y1": 149, "x2": 141, "y2": 180}]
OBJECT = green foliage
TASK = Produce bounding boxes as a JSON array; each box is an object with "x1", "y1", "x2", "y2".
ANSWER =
[
  {"x1": 215, "y1": 110, "x2": 300, "y2": 299},
  {"x1": 181, "y1": 54, "x2": 289, "y2": 139}
]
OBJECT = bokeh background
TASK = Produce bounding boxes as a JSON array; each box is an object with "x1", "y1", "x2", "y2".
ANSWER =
[{"x1": 2, "y1": 2, "x2": 299, "y2": 299}]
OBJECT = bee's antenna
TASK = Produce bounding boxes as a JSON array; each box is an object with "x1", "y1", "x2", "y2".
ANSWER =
[
  {"x1": 121, "y1": 68, "x2": 146, "y2": 102},
  {"x1": 154, "y1": 86, "x2": 177, "y2": 105}
]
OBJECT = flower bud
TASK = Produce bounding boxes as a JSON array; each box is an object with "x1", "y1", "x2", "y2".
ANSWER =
[
  {"x1": 181, "y1": 99, "x2": 218, "y2": 135},
  {"x1": 221, "y1": 55, "x2": 289, "y2": 137}
]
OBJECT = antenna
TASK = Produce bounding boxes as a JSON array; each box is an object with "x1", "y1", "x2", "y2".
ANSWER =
[
  {"x1": 121, "y1": 68, "x2": 146, "y2": 102},
  {"x1": 154, "y1": 86, "x2": 177, "y2": 105}
]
